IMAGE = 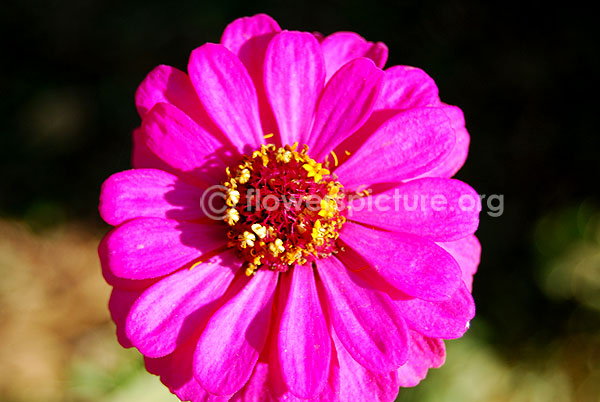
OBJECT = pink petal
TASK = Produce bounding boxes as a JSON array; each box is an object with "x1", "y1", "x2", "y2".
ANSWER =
[
  {"x1": 232, "y1": 290, "x2": 286, "y2": 401},
  {"x1": 334, "y1": 107, "x2": 455, "y2": 188},
  {"x1": 102, "y1": 217, "x2": 228, "y2": 280},
  {"x1": 221, "y1": 14, "x2": 281, "y2": 56},
  {"x1": 438, "y1": 235, "x2": 481, "y2": 292},
  {"x1": 331, "y1": 109, "x2": 399, "y2": 167},
  {"x1": 316, "y1": 364, "x2": 342, "y2": 401},
  {"x1": 221, "y1": 14, "x2": 281, "y2": 144},
  {"x1": 194, "y1": 269, "x2": 278, "y2": 395},
  {"x1": 317, "y1": 257, "x2": 409, "y2": 372},
  {"x1": 335, "y1": 65, "x2": 444, "y2": 169},
  {"x1": 320, "y1": 32, "x2": 388, "y2": 81},
  {"x1": 189, "y1": 43, "x2": 264, "y2": 152},
  {"x1": 278, "y1": 265, "x2": 331, "y2": 398},
  {"x1": 131, "y1": 67, "x2": 227, "y2": 175},
  {"x1": 231, "y1": 317, "x2": 288, "y2": 402},
  {"x1": 109, "y1": 288, "x2": 142, "y2": 348},
  {"x1": 231, "y1": 343, "x2": 340, "y2": 402},
  {"x1": 232, "y1": 330, "x2": 292, "y2": 401},
  {"x1": 142, "y1": 102, "x2": 235, "y2": 186},
  {"x1": 230, "y1": 285, "x2": 327, "y2": 402},
  {"x1": 145, "y1": 339, "x2": 231, "y2": 402},
  {"x1": 99, "y1": 168, "x2": 205, "y2": 226},
  {"x1": 332, "y1": 329, "x2": 400, "y2": 402},
  {"x1": 307, "y1": 58, "x2": 384, "y2": 161},
  {"x1": 264, "y1": 31, "x2": 325, "y2": 146},
  {"x1": 397, "y1": 331, "x2": 446, "y2": 387},
  {"x1": 126, "y1": 251, "x2": 240, "y2": 358},
  {"x1": 273, "y1": 332, "x2": 341, "y2": 402},
  {"x1": 375, "y1": 65, "x2": 439, "y2": 110},
  {"x1": 101, "y1": 266, "x2": 155, "y2": 292},
  {"x1": 339, "y1": 222, "x2": 461, "y2": 301},
  {"x1": 416, "y1": 105, "x2": 470, "y2": 178},
  {"x1": 99, "y1": 236, "x2": 162, "y2": 291},
  {"x1": 131, "y1": 127, "x2": 175, "y2": 172},
  {"x1": 392, "y1": 282, "x2": 475, "y2": 339},
  {"x1": 135, "y1": 65, "x2": 202, "y2": 122},
  {"x1": 229, "y1": 360, "x2": 275, "y2": 402},
  {"x1": 347, "y1": 178, "x2": 481, "y2": 242}
]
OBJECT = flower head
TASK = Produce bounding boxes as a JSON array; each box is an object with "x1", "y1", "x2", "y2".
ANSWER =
[{"x1": 99, "y1": 13, "x2": 481, "y2": 402}]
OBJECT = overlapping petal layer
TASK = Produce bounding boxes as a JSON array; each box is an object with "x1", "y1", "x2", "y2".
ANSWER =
[
  {"x1": 99, "y1": 168, "x2": 205, "y2": 225},
  {"x1": 277, "y1": 265, "x2": 331, "y2": 398},
  {"x1": 347, "y1": 178, "x2": 481, "y2": 242}
]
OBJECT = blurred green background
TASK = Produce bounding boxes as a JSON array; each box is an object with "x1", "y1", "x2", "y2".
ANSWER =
[{"x1": 1, "y1": 1, "x2": 599, "y2": 401}]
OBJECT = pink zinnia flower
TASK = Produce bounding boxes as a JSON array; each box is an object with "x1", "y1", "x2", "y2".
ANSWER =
[{"x1": 99, "y1": 14, "x2": 481, "y2": 402}]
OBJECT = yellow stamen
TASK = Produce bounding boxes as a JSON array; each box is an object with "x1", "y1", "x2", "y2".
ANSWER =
[
  {"x1": 251, "y1": 223, "x2": 268, "y2": 239},
  {"x1": 264, "y1": 133, "x2": 274, "y2": 139},
  {"x1": 318, "y1": 198, "x2": 338, "y2": 219},
  {"x1": 237, "y1": 168, "x2": 251, "y2": 184},
  {"x1": 226, "y1": 189, "x2": 240, "y2": 207},
  {"x1": 276, "y1": 147, "x2": 293, "y2": 163},
  {"x1": 224, "y1": 178, "x2": 237, "y2": 190},
  {"x1": 239, "y1": 231, "x2": 256, "y2": 248},
  {"x1": 188, "y1": 246, "x2": 229, "y2": 270},
  {"x1": 302, "y1": 162, "x2": 330, "y2": 183},
  {"x1": 224, "y1": 208, "x2": 240, "y2": 226},
  {"x1": 268, "y1": 238, "x2": 285, "y2": 256},
  {"x1": 330, "y1": 150, "x2": 339, "y2": 167},
  {"x1": 312, "y1": 220, "x2": 326, "y2": 240},
  {"x1": 245, "y1": 264, "x2": 257, "y2": 276},
  {"x1": 189, "y1": 258, "x2": 209, "y2": 271},
  {"x1": 328, "y1": 183, "x2": 340, "y2": 197}
]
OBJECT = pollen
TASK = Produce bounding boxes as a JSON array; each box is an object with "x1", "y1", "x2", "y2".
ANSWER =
[
  {"x1": 276, "y1": 148, "x2": 293, "y2": 163},
  {"x1": 318, "y1": 197, "x2": 338, "y2": 219},
  {"x1": 251, "y1": 223, "x2": 268, "y2": 239},
  {"x1": 330, "y1": 150, "x2": 339, "y2": 167},
  {"x1": 226, "y1": 189, "x2": 240, "y2": 206},
  {"x1": 239, "y1": 231, "x2": 256, "y2": 248},
  {"x1": 237, "y1": 168, "x2": 251, "y2": 184},
  {"x1": 224, "y1": 208, "x2": 240, "y2": 226},
  {"x1": 220, "y1": 143, "x2": 347, "y2": 274},
  {"x1": 302, "y1": 161, "x2": 330, "y2": 183},
  {"x1": 268, "y1": 239, "x2": 285, "y2": 256}
]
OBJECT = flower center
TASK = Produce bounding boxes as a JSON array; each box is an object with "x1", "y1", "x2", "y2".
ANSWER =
[{"x1": 221, "y1": 143, "x2": 346, "y2": 275}]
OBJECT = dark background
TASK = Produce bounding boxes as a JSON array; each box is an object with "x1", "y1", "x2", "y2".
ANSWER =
[{"x1": 1, "y1": 1, "x2": 599, "y2": 400}]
